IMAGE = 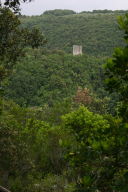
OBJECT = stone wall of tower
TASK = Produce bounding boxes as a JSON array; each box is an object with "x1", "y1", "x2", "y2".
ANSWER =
[{"x1": 73, "y1": 45, "x2": 82, "y2": 55}]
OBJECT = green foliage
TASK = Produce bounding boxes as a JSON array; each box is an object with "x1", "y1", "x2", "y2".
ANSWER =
[
  {"x1": 1, "y1": 6, "x2": 128, "y2": 192},
  {"x1": 5, "y1": 51, "x2": 107, "y2": 108},
  {"x1": 21, "y1": 10, "x2": 125, "y2": 56},
  {"x1": 36, "y1": 173, "x2": 75, "y2": 192},
  {"x1": 25, "y1": 118, "x2": 74, "y2": 175},
  {"x1": 0, "y1": 8, "x2": 21, "y2": 79},
  {"x1": 43, "y1": 9, "x2": 76, "y2": 16},
  {"x1": 25, "y1": 28, "x2": 47, "y2": 49},
  {"x1": 0, "y1": 100, "x2": 35, "y2": 191},
  {"x1": 62, "y1": 106, "x2": 128, "y2": 192},
  {"x1": 104, "y1": 14, "x2": 128, "y2": 121},
  {"x1": 39, "y1": 98, "x2": 74, "y2": 125},
  {"x1": 0, "y1": 99, "x2": 74, "y2": 191},
  {"x1": 0, "y1": 7, "x2": 27, "y2": 103},
  {"x1": 0, "y1": 8, "x2": 47, "y2": 85}
]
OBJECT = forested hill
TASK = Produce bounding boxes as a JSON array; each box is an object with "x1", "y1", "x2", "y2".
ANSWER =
[{"x1": 21, "y1": 9, "x2": 126, "y2": 56}]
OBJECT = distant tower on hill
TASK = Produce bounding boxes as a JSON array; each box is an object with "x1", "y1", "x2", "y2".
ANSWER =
[{"x1": 73, "y1": 45, "x2": 82, "y2": 55}]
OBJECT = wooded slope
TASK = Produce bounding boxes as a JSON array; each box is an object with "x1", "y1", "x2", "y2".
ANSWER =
[{"x1": 21, "y1": 10, "x2": 125, "y2": 56}]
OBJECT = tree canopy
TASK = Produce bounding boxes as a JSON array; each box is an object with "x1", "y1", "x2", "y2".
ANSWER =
[
  {"x1": 0, "y1": 2, "x2": 128, "y2": 192},
  {"x1": 0, "y1": 0, "x2": 32, "y2": 12},
  {"x1": 0, "y1": 7, "x2": 46, "y2": 84},
  {"x1": 104, "y1": 14, "x2": 128, "y2": 121},
  {"x1": 21, "y1": 10, "x2": 125, "y2": 56}
]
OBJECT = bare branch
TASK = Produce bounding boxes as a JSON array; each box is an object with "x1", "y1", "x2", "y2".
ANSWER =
[{"x1": 0, "y1": 186, "x2": 11, "y2": 192}]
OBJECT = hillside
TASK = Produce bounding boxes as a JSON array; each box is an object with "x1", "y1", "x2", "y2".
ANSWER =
[
  {"x1": 1, "y1": 7, "x2": 128, "y2": 192},
  {"x1": 5, "y1": 10, "x2": 126, "y2": 109},
  {"x1": 21, "y1": 10, "x2": 126, "y2": 56},
  {"x1": 5, "y1": 50, "x2": 106, "y2": 107}
]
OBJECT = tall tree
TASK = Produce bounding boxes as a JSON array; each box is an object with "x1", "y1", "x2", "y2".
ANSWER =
[
  {"x1": 104, "y1": 14, "x2": 128, "y2": 122},
  {"x1": 0, "y1": 8, "x2": 46, "y2": 84},
  {"x1": 0, "y1": 8, "x2": 24, "y2": 84}
]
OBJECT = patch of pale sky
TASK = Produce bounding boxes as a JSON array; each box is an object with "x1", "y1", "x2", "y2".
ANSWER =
[{"x1": 21, "y1": 0, "x2": 128, "y2": 15}]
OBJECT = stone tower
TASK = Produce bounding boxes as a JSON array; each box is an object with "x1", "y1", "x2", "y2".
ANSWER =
[{"x1": 73, "y1": 45, "x2": 82, "y2": 56}]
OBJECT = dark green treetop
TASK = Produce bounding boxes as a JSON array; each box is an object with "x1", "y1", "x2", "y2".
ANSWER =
[{"x1": 104, "y1": 14, "x2": 128, "y2": 122}]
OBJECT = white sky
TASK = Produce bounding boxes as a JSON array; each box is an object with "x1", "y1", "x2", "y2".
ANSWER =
[{"x1": 21, "y1": 0, "x2": 128, "y2": 16}]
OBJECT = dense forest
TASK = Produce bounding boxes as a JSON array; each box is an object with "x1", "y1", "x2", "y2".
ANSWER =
[
  {"x1": 0, "y1": 5, "x2": 128, "y2": 192},
  {"x1": 21, "y1": 9, "x2": 126, "y2": 56},
  {"x1": 4, "y1": 10, "x2": 127, "y2": 108},
  {"x1": 5, "y1": 52, "x2": 106, "y2": 107}
]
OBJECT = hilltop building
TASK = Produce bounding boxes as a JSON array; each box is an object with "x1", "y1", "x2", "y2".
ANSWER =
[{"x1": 73, "y1": 45, "x2": 82, "y2": 55}]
